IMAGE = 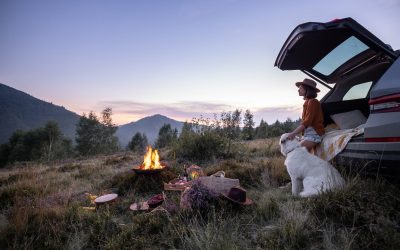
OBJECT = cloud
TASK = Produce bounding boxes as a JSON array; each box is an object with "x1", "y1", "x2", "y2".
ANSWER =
[
  {"x1": 254, "y1": 106, "x2": 302, "y2": 125},
  {"x1": 96, "y1": 100, "x2": 302, "y2": 126},
  {"x1": 96, "y1": 100, "x2": 234, "y2": 123}
]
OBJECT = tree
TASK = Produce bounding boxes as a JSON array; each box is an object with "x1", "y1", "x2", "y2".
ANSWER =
[
  {"x1": 75, "y1": 108, "x2": 119, "y2": 156},
  {"x1": 155, "y1": 124, "x2": 178, "y2": 148},
  {"x1": 75, "y1": 112, "x2": 102, "y2": 155},
  {"x1": 242, "y1": 109, "x2": 255, "y2": 140},
  {"x1": 0, "y1": 122, "x2": 73, "y2": 167},
  {"x1": 0, "y1": 144, "x2": 11, "y2": 167},
  {"x1": 255, "y1": 119, "x2": 269, "y2": 139},
  {"x1": 128, "y1": 132, "x2": 148, "y2": 152},
  {"x1": 7, "y1": 130, "x2": 29, "y2": 163},
  {"x1": 269, "y1": 120, "x2": 285, "y2": 137},
  {"x1": 220, "y1": 109, "x2": 242, "y2": 155},
  {"x1": 42, "y1": 121, "x2": 62, "y2": 161},
  {"x1": 99, "y1": 108, "x2": 119, "y2": 154}
]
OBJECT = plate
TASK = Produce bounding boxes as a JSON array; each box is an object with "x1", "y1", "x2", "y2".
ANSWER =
[{"x1": 94, "y1": 193, "x2": 118, "y2": 204}]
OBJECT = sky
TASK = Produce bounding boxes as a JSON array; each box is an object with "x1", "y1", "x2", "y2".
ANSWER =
[{"x1": 1, "y1": 0, "x2": 399, "y2": 125}]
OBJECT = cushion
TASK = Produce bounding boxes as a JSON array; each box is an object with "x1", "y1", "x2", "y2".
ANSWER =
[{"x1": 330, "y1": 110, "x2": 367, "y2": 129}]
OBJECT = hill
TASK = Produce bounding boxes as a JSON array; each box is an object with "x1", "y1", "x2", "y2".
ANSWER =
[
  {"x1": 0, "y1": 83, "x2": 80, "y2": 143},
  {"x1": 116, "y1": 114, "x2": 184, "y2": 147}
]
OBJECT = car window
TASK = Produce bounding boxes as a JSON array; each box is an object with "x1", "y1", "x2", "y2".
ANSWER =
[
  {"x1": 312, "y1": 36, "x2": 369, "y2": 76},
  {"x1": 342, "y1": 81, "x2": 373, "y2": 100}
]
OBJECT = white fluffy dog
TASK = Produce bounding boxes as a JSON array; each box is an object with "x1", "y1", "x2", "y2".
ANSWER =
[{"x1": 279, "y1": 133, "x2": 345, "y2": 197}]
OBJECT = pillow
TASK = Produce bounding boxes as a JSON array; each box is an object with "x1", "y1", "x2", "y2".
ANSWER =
[{"x1": 330, "y1": 110, "x2": 367, "y2": 129}]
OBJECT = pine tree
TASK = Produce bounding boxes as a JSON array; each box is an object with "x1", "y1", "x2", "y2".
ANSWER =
[
  {"x1": 155, "y1": 124, "x2": 178, "y2": 148},
  {"x1": 128, "y1": 132, "x2": 148, "y2": 152},
  {"x1": 242, "y1": 109, "x2": 255, "y2": 140},
  {"x1": 255, "y1": 119, "x2": 269, "y2": 139}
]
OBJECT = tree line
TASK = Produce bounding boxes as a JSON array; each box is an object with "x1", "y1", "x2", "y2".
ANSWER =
[
  {"x1": 0, "y1": 108, "x2": 299, "y2": 167},
  {"x1": 138, "y1": 109, "x2": 300, "y2": 161}
]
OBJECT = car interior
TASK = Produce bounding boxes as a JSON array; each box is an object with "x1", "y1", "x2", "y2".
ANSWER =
[{"x1": 320, "y1": 55, "x2": 393, "y2": 128}]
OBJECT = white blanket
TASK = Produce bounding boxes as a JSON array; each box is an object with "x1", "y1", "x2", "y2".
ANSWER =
[{"x1": 315, "y1": 124, "x2": 365, "y2": 161}]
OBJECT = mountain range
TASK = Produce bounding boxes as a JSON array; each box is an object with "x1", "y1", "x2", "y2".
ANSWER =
[{"x1": 0, "y1": 83, "x2": 183, "y2": 146}]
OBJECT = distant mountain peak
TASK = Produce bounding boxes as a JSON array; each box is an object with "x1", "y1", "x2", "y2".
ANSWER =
[{"x1": 116, "y1": 114, "x2": 183, "y2": 147}]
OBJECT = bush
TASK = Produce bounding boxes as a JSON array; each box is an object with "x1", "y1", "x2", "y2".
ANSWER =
[
  {"x1": 174, "y1": 129, "x2": 226, "y2": 162},
  {"x1": 0, "y1": 122, "x2": 74, "y2": 167}
]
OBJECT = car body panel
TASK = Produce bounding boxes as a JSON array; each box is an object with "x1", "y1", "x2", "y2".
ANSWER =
[
  {"x1": 370, "y1": 57, "x2": 400, "y2": 98},
  {"x1": 365, "y1": 111, "x2": 400, "y2": 138}
]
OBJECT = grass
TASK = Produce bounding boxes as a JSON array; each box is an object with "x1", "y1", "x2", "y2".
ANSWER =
[{"x1": 0, "y1": 138, "x2": 399, "y2": 249}]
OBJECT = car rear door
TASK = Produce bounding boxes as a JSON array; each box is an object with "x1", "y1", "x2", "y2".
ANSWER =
[{"x1": 274, "y1": 17, "x2": 398, "y2": 85}]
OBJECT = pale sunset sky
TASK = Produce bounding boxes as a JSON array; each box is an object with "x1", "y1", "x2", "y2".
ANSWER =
[{"x1": 1, "y1": 0, "x2": 399, "y2": 125}]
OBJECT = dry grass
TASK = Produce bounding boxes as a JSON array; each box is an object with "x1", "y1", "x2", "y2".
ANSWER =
[{"x1": 0, "y1": 138, "x2": 399, "y2": 249}]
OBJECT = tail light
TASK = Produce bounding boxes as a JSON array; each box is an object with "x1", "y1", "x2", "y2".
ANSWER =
[
  {"x1": 365, "y1": 137, "x2": 400, "y2": 142},
  {"x1": 369, "y1": 93, "x2": 400, "y2": 113},
  {"x1": 367, "y1": 93, "x2": 400, "y2": 142}
]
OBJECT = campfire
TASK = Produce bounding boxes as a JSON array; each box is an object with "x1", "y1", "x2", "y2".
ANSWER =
[{"x1": 132, "y1": 146, "x2": 166, "y2": 174}]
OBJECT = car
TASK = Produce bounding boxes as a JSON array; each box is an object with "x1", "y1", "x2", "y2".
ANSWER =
[{"x1": 274, "y1": 17, "x2": 400, "y2": 177}]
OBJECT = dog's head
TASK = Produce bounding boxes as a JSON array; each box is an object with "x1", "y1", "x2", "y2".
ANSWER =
[{"x1": 279, "y1": 133, "x2": 300, "y2": 156}]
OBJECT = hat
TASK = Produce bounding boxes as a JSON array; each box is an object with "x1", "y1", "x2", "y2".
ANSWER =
[
  {"x1": 295, "y1": 78, "x2": 320, "y2": 92},
  {"x1": 222, "y1": 186, "x2": 253, "y2": 205}
]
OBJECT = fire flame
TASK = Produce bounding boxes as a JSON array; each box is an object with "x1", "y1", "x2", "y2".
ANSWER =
[{"x1": 140, "y1": 146, "x2": 164, "y2": 170}]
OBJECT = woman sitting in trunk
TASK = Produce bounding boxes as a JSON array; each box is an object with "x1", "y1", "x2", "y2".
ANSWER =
[{"x1": 287, "y1": 78, "x2": 325, "y2": 152}]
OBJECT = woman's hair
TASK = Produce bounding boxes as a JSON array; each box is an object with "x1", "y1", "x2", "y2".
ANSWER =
[{"x1": 303, "y1": 85, "x2": 318, "y2": 99}]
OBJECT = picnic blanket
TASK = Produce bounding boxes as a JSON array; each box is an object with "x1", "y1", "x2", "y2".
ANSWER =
[{"x1": 315, "y1": 124, "x2": 365, "y2": 161}]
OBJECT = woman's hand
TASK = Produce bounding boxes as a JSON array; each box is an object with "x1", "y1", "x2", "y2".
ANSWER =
[
  {"x1": 287, "y1": 132, "x2": 296, "y2": 140},
  {"x1": 288, "y1": 125, "x2": 305, "y2": 140}
]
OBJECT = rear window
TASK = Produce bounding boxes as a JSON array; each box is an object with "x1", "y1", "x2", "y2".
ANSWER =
[
  {"x1": 342, "y1": 81, "x2": 372, "y2": 100},
  {"x1": 313, "y1": 36, "x2": 369, "y2": 76}
]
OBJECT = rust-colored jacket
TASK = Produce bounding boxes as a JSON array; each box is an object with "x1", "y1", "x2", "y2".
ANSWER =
[{"x1": 301, "y1": 98, "x2": 325, "y2": 136}]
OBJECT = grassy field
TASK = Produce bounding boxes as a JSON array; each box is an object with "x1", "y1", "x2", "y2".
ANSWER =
[{"x1": 0, "y1": 138, "x2": 399, "y2": 249}]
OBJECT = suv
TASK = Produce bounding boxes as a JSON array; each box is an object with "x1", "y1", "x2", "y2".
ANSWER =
[{"x1": 275, "y1": 18, "x2": 400, "y2": 176}]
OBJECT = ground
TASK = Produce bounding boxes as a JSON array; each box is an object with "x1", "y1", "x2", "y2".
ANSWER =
[{"x1": 0, "y1": 138, "x2": 399, "y2": 249}]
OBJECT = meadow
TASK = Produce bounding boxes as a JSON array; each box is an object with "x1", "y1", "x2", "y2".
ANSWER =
[{"x1": 0, "y1": 138, "x2": 399, "y2": 249}]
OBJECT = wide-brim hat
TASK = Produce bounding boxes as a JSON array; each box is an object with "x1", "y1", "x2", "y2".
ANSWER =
[
  {"x1": 222, "y1": 186, "x2": 253, "y2": 205},
  {"x1": 295, "y1": 78, "x2": 320, "y2": 92}
]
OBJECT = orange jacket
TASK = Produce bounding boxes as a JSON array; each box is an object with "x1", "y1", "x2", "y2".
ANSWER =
[{"x1": 301, "y1": 98, "x2": 325, "y2": 136}]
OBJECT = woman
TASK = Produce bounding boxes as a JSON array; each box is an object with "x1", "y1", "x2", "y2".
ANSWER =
[{"x1": 287, "y1": 78, "x2": 324, "y2": 152}]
